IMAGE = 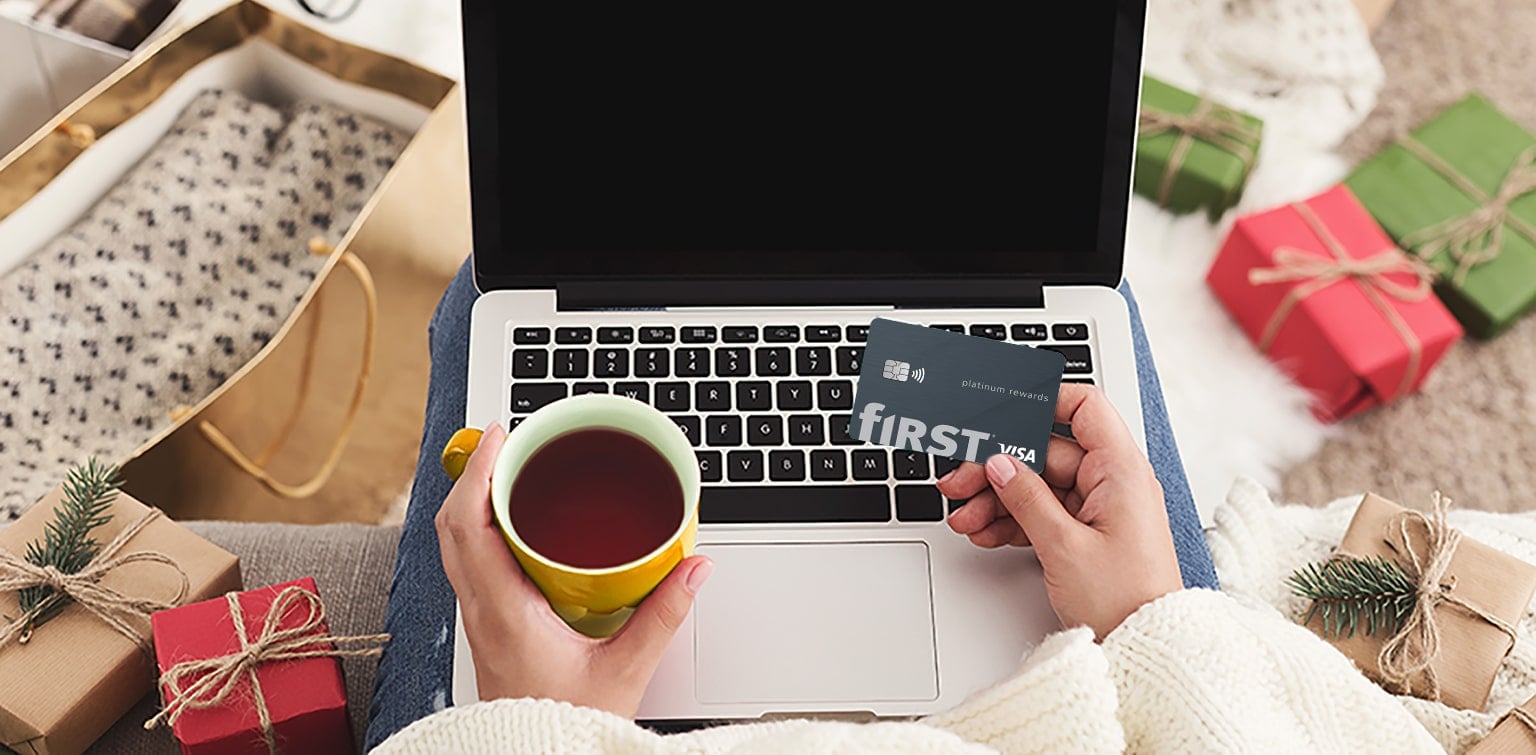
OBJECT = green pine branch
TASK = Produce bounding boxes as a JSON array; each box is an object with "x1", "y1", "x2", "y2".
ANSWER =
[
  {"x1": 10, "y1": 459, "x2": 122, "y2": 633},
  {"x1": 1288, "y1": 555, "x2": 1418, "y2": 639}
]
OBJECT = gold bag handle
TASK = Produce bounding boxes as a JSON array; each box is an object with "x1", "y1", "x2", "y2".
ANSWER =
[{"x1": 195, "y1": 242, "x2": 378, "y2": 499}]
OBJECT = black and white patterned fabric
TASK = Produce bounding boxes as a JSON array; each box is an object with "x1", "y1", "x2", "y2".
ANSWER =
[{"x1": 0, "y1": 89, "x2": 409, "y2": 522}]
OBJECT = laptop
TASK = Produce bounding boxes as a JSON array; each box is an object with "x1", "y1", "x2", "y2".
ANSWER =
[{"x1": 453, "y1": 2, "x2": 1149, "y2": 720}]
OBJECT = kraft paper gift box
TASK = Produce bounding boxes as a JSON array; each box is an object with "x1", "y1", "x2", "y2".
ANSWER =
[
  {"x1": 1346, "y1": 94, "x2": 1536, "y2": 339},
  {"x1": 150, "y1": 577, "x2": 355, "y2": 755},
  {"x1": 1135, "y1": 75, "x2": 1263, "y2": 219},
  {"x1": 1206, "y1": 185, "x2": 1463, "y2": 422},
  {"x1": 0, "y1": 490, "x2": 241, "y2": 755},
  {"x1": 1473, "y1": 693, "x2": 1536, "y2": 754},
  {"x1": 1306, "y1": 493, "x2": 1536, "y2": 711}
]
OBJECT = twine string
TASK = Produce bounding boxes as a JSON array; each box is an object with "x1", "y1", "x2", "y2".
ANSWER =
[
  {"x1": 1246, "y1": 201, "x2": 1434, "y2": 401},
  {"x1": 144, "y1": 585, "x2": 390, "y2": 754},
  {"x1": 1139, "y1": 98, "x2": 1260, "y2": 206},
  {"x1": 1397, "y1": 139, "x2": 1536, "y2": 285},
  {"x1": 0, "y1": 509, "x2": 188, "y2": 651}
]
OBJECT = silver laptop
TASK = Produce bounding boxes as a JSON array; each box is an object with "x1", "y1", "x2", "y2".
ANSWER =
[{"x1": 453, "y1": 2, "x2": 1149, "y2": 720}]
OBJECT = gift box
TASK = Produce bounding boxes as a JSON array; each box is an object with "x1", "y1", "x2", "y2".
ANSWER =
[
  {"x1": 0, "y1": 488, "x2": 241, "y2": 755},
  {"x1": 1346, "y1": 94, "x2": 1536, "y2": 339},
  {"x1": 150, "y1": 578, "x2": 358, "y2": 755},
  {"x1": 1305, "y1": 493, "x2": 1536, "y2": 711},
  {"x1": 1135, "y1": 75, "x2": 1263, "y2": 218},
  {"x1": 1472, "y1": 692, "x2": 1536, "y2": 753},
  {"x1": 1207, "y1": 185, "x2": 1463, "y2": 421}
]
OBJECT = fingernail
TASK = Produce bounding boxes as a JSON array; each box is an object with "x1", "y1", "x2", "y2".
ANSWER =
[
  {"x1": 937, "y1": 469, "x2": 957, "y2": 484},
  {"x1": 685, "y1": 558, "x2": 714, "y2": 594},
  {"x1": 986, "y1": 455, "x2": 1017, "y2": 487}
]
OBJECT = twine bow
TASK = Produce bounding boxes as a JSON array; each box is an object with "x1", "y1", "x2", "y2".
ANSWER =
[
  {"x1": 1398, "y1": 139, "x2": 1536, "y2": 285},
  {"x1": 1247, "y1": 201, "x2": 1435, "y2": 402},
  {"x1": 1139, "y1": 98, "x2": 1260, "y2": 206},
  {"x1": 1374, "y1": 493, "x2": 1519, "y2": 700},
  {"x1": 144, "y1": 585, "x2": 390, "y2": 754},
  {"x1": 0, "y1": 509, "x2": 188, "y2": 651}
]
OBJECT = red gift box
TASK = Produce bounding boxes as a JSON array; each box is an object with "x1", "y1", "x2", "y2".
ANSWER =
[
  {"x1": 150, "y1": 578, "x2": 354, "y2": 754},
  {"x1": 1207, "y1": 185, "x2": 1463, "y2": 421}
]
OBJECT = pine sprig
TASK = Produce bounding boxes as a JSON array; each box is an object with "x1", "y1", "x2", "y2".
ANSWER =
[
  {"x1": 12, "y1": 459, "x2": 122, "y2": 632},
  {"x1": 1288, "y1": 555, "x2": 1418, "y2": 639}
]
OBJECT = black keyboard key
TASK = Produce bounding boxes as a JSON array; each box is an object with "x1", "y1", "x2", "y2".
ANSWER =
[
  {"x1": 681, "y1": 326, "x2": 717, "y2": 343},
  {"x1": 1053, "y1": 323, "x2": 1089, "y2": 341},
  {"x1": 846, "y1": 325, "x2": 869, "y2": 342},
  {"x1": 1011, "y1": 323, "x2": 1048, "y2": 341},
  {"x1": 612, "y1": 382, "x2": 649, "y2": 403},
  {"x1": 640, "y1": 326, "x2": 675, "y2": 344},
  {"x1": 852, "y1": 449, "x2": 888, "y2": 480},
  {"x1": 736, "y1": 381, "x2": 772, "y2": 410},
  {"x1": 795, "y1": 346, "x2": 831, "y2": 376},
  {"x1": 787, "y1": 414, "x2": 824, "y2": 445},
  {"x1": 934, "y1": 456, "x2": 962, "y2": 480},
  {"x1": 700, "y1": 485, "x2": 890, "y2": 524},
  {"x1": 747, "y1": 415, "x2": 783, "y2": 446},
  {"x1": 673, "y1": 416, "x2": 701, "y2": 446},
  {"x1": 508, "y1": 417, "x2": 524, "y2": 430},
  {"x1": 635, "y1": 348, "x2": 669, "y2": 377},
  {"x1": 726, "y1": 451, "x2": 764, "y2": 482},
  {"x1": 655, "y1": 382, "x2": 690, "y2": 411},
  {"x1": 555, "y1": 327, "x2": 592, "y2": 344},
  {"x1": 835, "y1": 346, "x2": 863, "y2": 376},
  {"x1": 1040, "y1": 345, "x2": 1093, "y2": 374},
  {"x1": 716, "y1": 347, "x2": 751, "y2": 377},
  {"x1": 697, "y1": 450, "x2": 722, "y2": 482},
  {"x1": 512, "y1": 383, "x2": 566, "y2": 413},
  {"x1": 806, "y1": 325, "x2": 841, "y2": 342},
  {"x1": 707, "y1": 416, "x2": 742, "y2": 446},
  {"x1": 893, "y1": 451, "x2": 930, "y2": 480},
  {"x1": 776, "y1": 381, "x2": 812, "y2": 410},
  {"x1": 970, "y1": 324, "x2": 1006, "y2": 340},
  {"x1": 722, "y1": 326, "x2": 758, "y2": 343},
  {"x1": 829, "y1": 414, "x2": 859, "y2": 445},
  {"x1": 593, "y1": 348, "x2": 629, "y2": 378},
  {"x1": 572, "y1": 382, "x2": 607, "y2": 395},
  {"x1": 818, "y1": 380, "x2": 853, "y2": 410},
  {"x1": 512, "y1": 349, "x2": 548, "y2": 378},
  {"x1": 597, "y1": 327, "x2": 634, "y2": 344},
  {"x1": 764, "y1": 326, "x2": 800, "y2": 342},
  {"x1": 810, "y1": 450, "x2": 846, "y2": 481},
  {"x1": 513, "y1": 327, "x2": 550, "y2": 345},
  {"x1": 769, "y1": 450, "x2": 806, "y2": 481},
  {"x1": 932, "y1": 324, "x2": 964, "y2": 333},
  {"x1": 755, "y1": 347, "x2": 790, "y2": 376},
  {"x1": 1064, "y1": 377, "x2": 1096, "y2": 385},
  {"x1": 695, "y1": 382, "x2": 731, "y2": 411},
  {"x1": 947, "y1": 497, "x2": 967, "y2": 514},
  {"x1": 675, "y1": 348, "x2": 710, "y2": 377},
  {"x1": 553, "y1": 349, "x2": 588, "y2": 378},
  {"x1": 896, "y1": 486, "x2": 945, "y2": 522}
]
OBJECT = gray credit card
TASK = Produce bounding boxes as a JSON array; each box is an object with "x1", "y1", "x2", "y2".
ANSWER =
[{"x1": 851, "y1": 317, "x2": 1065, "y2": 472}]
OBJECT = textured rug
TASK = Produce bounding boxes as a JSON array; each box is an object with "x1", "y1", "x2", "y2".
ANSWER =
[{"x1": 1279, "y1": 0, "x2": 1536, "y2": 513}]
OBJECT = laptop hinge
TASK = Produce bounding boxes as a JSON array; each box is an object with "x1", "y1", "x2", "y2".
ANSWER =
[{"x1": 557, "y1": 279, "x2": 1046, "y2": 310}]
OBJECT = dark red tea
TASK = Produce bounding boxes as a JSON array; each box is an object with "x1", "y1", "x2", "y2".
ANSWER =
[{"x1": 508, "y1": 428, "x2": 684, "y2": 569}]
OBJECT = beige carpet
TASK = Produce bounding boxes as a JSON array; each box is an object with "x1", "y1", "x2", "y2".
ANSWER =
[{"x1": 1279, "y1": 0, "x2": 1536, "y2": 512}]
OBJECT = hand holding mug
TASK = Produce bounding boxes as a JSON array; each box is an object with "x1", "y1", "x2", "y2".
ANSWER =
[
  {"x1": 938, "y1": 384, "x2": 1182, "y2": 639},
  {"x1": 437, "y1": 422, "x2": 715, "y2": 717}
]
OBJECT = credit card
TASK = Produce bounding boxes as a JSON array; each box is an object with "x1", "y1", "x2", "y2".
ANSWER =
[{"x1": 851, "y1": 317, "x2": 1065, "y2": 472}]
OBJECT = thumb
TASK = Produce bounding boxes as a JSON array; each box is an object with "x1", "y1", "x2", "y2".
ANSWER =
[
  {"x1": 609, "y1": 556, "x2": 713, "y2": 663},
  {"x1": 986, "y1": 455, "x2": 1081, "y2": 554}
]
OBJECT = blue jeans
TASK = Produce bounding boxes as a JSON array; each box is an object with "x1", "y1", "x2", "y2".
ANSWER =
[{"x1": 363, "y1": 262, "x2": 1219, "y2": 749}]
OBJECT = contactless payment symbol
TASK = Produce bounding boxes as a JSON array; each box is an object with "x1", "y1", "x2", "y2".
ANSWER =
[{"x1": 881, "y1": 359, "x2": 925, "y2": 383}]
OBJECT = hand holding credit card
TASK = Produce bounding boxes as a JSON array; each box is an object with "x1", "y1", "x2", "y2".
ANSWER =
[{"x1": 851, "y1": 318, "x2": 1066, "y2": 473}]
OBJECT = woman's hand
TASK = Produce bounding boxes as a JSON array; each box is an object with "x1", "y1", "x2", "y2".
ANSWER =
[
  {"x1": 435, "y1": 423, "x2": 714, "y2": 718},
  {"x1": 937, "y1": 384, "x2": 1182, "y2": 639}
]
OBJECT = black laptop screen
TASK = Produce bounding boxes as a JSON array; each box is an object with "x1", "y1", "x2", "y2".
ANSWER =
[{"x1": 465, "y1": 4, "x2": 1143, "y2": 286}]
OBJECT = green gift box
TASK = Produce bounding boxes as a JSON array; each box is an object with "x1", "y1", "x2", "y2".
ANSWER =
[
  {"x1": 1345, "y1": 94, "x2": 1536, "y2": 339},
  {"x1": 1135, "y1": 76, "x2": 1263, "y2": 219}
]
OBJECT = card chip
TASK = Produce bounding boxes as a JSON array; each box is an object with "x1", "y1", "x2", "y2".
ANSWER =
[{"x1": 882, "y1": 359, "x2": 911, "y2": 381}]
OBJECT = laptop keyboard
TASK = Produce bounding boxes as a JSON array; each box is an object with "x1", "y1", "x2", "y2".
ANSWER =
[{"x1": 507, "y1": 320, "x2": 1095, "y2": 525}]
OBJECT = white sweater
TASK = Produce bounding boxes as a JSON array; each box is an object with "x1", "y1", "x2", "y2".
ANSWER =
[{"x1": 379, "y1": 481, "x2": 1536, "y2": 753}]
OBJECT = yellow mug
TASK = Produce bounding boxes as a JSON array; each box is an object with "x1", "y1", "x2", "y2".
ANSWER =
[{"x1": 460, "y1": 394, "x2": 700, "y2": 638}]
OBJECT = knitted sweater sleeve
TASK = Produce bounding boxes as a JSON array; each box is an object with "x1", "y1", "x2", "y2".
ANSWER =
[{"x1": 1101, "y1": 588, "x2": 1444, "y2": 753}]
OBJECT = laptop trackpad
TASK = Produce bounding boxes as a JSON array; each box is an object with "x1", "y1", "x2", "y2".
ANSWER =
[{"x1": 694, "y1": 541, "x2": 938, "y2": 705}]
